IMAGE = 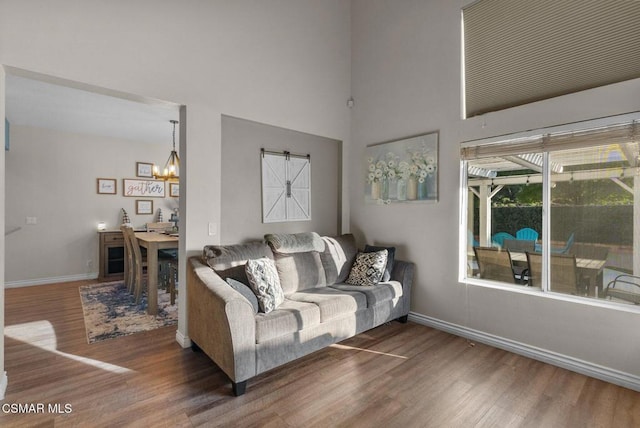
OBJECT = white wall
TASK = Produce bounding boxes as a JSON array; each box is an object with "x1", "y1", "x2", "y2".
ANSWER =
[
  {"x1": 351, "y1": 0, "x2": 640, "y2": 381},
  {"x1": 0, "y1": 0, "x2": 351, "y2": 358},
  {"x1": 221, "y1": 116, "x2": 341, "y2": 243},
  {"x1": 4, "y1": 125, "x2": 180, "y2": 284}
]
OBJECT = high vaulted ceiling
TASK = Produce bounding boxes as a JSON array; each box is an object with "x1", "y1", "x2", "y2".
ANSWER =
[{"x1": 5, "y1": 73, "x2": 180, "y2": 145}]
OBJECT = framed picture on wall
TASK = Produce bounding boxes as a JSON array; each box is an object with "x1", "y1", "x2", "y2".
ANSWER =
[
  {"x1": 123, "y1": 179, "x2": 166, "y2": 197},
  {"x1": 169, "y1": 183, "x2": 179, "y2": 197},
  {"x1": 96, "y1": 178, "x2": 117, "y2": 194},
  {"x1": 136, "y1": 199, "x2": 154, "y2": 215},
  {"x1": 136, "y1": 162, "x2": 154, "y2": 178},
  {"x1": 365, "y1": 131, "x2": 439, "y2": 204}
]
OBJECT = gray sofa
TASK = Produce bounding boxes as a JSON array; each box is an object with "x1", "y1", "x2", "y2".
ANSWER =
[{"x1": 186, "y1": 232, "x2": 414, "y2": 396}]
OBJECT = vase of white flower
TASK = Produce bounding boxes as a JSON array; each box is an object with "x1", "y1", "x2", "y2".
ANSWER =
[
  {"x1": 381, "y1": 178, "x2": 389, "y2": 200},
  {"x1": 418, "y1": 177, "x2": 428, "y2": 199},
  {"x1": 407, "y1": 177, "x2": 418, "y2": 200},
  {"x1": 371, "y1": 180, "x2": 380, "y2": 200},
  {"x1": 396, "y1": 178, "x2": 407, "y2": 201}
]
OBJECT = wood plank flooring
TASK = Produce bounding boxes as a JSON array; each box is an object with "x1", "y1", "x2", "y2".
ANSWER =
[{"x1": 1, "y1": 280, "x2": 639, "y2": 427}]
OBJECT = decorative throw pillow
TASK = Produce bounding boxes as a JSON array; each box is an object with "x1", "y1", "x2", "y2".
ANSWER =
[
  {"x1": 226, "y1": 278, "x2": 260, "y2": 314},
  {"x1": 364, "y1": 245, "x2": 396, "y2": 282},
  {"x1": 245, "y1": 258, "x2": 285, "y2": 313},
  {"x1": 345, "y1": 250, "x2": 388, "y2": 286}
]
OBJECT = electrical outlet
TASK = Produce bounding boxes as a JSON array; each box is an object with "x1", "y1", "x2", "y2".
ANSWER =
[
  {"x1": 208, "y1": 222, "x2": 217, "y2": 236},
  {"x1": 25, "y1": 216, "x2": 37, "y2": 225},
  {"x1": 86, "y1": 259, "x2": 93, "y2": 268}
]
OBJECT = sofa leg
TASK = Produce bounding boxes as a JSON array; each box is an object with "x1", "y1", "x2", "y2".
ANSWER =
[
  {"x1": 396, "y1": 315, "x2": 408, "y2": 324},
  {"x1": 232, "y1": 381, "x2": 247, "y2": 396}
]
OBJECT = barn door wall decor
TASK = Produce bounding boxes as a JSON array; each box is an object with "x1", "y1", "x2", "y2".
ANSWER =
[{"x1": 261, "y1": 149, "x2": 311, "y2": 223}]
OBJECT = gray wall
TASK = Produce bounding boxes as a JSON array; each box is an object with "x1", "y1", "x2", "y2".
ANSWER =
[
  {"x1": 351, "y1": 0, "x2": 640, "y2": 379},
  {"x1": 5, "y1": 125, "x2": 180, "y2": 284},
  {"x1": 221, "y1": 116, "x2": 341, "y2": 243}
]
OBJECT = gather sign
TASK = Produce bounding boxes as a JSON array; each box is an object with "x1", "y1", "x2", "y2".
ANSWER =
[{"x1": 123, "y1": 179, "x2": 166, "y2": 198}]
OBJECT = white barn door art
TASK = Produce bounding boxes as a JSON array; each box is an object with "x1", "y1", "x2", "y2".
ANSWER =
[{"x1": 261, "y1": 152, "x2": 311, "y2": 223}]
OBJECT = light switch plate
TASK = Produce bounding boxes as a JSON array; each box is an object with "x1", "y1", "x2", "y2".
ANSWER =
[{"x1": 208, "y1": 222, "x2": 217, "y2": 236}]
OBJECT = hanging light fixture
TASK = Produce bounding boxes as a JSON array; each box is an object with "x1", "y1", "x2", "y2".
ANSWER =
[{"x1": 153, "y1": 120, "x2": 180, "y2": 181}]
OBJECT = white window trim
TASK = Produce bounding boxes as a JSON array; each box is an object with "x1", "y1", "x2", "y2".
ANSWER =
[{"x1": 460, "y1": 111, "x2": 640, "y2": 312}]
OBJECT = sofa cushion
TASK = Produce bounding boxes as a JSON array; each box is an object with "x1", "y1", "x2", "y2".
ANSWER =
[
  {"x1": 264, "y1": 232, "x2": 324, "y2": 253},
  {"x1": 320, "y1": 234, "x2": 358, "y2": 285},
  {"x1": 255, "y1": 299, "x2": 321, "y2": 344},
  {"x1": 204, "y1": 241, "x2": 274, "y2": 285},
  {"x1": 287, "y1": 288, "x2": 367, "y2": 322},
  {"x1": 345, "y1": 250, "x2": 388, "y2": 287},
  {"x1": 330, "y1": 281, "x2": 403, "y2": 307},
  {"x1": 226, "y1": 278, "x2": 259, "y2": 314},
  {"x1": 245, "y1": 258, "x2": 285, "y2": 314},
  {"x1": 364, "y1": 244, "x2": 396, "y2": 282},
  {"x1": 272, "y1": 251, "x2": 327, "y2": 295}
]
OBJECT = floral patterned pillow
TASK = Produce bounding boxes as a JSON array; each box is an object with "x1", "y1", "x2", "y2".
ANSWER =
[
  {"x1": 345, "y1": 250, "x2": 388, "y2": 286},
  {"x1": 245, "y1": 258, "x2": 285, "y2": 313}
]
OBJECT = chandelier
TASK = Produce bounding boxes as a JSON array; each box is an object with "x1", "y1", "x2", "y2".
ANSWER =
[{"x1": 153, "y1": 120, "x2": 179, "y2": 181}]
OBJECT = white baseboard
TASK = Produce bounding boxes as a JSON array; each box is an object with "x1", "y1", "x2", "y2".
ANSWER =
[
  {"x1": 0, "y1": 371, "x2": 7, "y2": 400},
  {"x1": 409, "y1": 312, "x2": 640, "y2": 392},
  {"x1": 4, "y1": 273, "x2": 98, "y2": 288},
  {"x1": 175, "y1": 330, "x2": 191, "y2": 348}
]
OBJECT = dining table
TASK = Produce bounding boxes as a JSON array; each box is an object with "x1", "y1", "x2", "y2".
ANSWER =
[{"x1": 134, "y1": 231, "x2": 179, "y2": 315}]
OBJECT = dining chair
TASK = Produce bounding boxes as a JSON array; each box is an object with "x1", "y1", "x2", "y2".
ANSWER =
[
  {"x1": 474, "y1": 246, "x2": 521, "y2": 284},
  {"x1": 121, "y1": 225, "x2": 146, "y2": 303},
  {"x1": 526, "y1": 252, "x2": 579, "y2": 294},
  {"x1": 503, "y1": 239, "x2": 535, "y2": 253},
  {"x1": 603, "y1": 274, "x2": 640, "y2": 304},
  {"x1": 146, "y1": 222, "x2": 174, "y2": 232}
]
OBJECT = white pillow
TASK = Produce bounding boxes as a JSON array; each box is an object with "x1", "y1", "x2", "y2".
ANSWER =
[
  {"x1": 245, "y1": 258, "x2": 284, "y2": 313},
  {"x1": 345, "y1": 250, "x2": 388, "y2": 286}
]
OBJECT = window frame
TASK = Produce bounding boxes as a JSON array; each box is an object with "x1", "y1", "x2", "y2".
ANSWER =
[{"x1": 460, "y1": 112, "x2": 640, "y2": 312}]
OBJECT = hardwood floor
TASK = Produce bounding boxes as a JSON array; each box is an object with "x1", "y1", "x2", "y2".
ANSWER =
[{"x1": 1, "y1": 280, "x2": 639, "y2": 427}]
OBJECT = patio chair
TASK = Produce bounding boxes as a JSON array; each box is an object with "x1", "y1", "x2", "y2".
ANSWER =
[
  {"x1": 491, "y1": 232, "x2": 515, "y2": 248},
  {"x1": 516, "y1": 227, "x2": 539, "y2": 242},
  {"x1": 526, "y1": 252, "x2": 579, "y2": 294},
  {"x1": 468, "y1": 230, "x2": 479, "y2": 248},
  {"x1": 550, "y1": 232, "x2": 575, "y2": 254},
  {"x1": 503, "y1": 239, "x2": 535, "y2": 253},
  {"x1": 603, "y1": 274, "x2": 640, "y2": 304},
  {"x1": 474, "y1": 246, "x2": 522, "y2": 284}
]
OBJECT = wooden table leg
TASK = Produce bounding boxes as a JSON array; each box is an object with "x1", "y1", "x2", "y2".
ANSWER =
[{"x1": 147, "y1": 242, "x2": 158, "y2": 315}]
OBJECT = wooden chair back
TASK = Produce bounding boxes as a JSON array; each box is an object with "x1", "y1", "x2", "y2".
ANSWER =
[
  {"x1": 121, "y1": 225, "x2": 145, "y2": 303},
  {"x1": 526, "y1": 252, "x2": 578, "y2": 294},
  {"x1": 146, "y1": 222, "x2": 174, "y2": 232},
  {"x1": 474, "y1": 246, "x2": 517, "y2": 284}
]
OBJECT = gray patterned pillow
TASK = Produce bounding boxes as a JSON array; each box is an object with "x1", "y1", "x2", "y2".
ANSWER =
[
  {"x1": 345, "y1": 250, "x2": 388, "y2": 286},
  {"x1": 245, "y1": 258, "x2": 285, "y2": 313}
]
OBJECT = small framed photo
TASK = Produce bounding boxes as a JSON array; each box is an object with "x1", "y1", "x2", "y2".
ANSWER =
[
  {"x1": 136, "y1": 199, "x2": 154, "y2": 215},
  {"x1": 136, "y1": 162, "x2": 154, "y2": 178},
  {"x1": 169, "y1": 182, "x2": 179, "y2": 197},
  {"x1": 97, "y1": 178, "x2": 117, "y2": 194}
]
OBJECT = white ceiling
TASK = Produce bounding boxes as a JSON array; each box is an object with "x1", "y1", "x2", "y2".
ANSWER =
[{"x1": 5, "y1": 73, "x2": 180, "y2": 145}]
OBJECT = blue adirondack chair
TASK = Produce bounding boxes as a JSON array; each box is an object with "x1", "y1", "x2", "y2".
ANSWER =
[
  {"x1": 551, "y1": 232, "x2": 575, "y2": 254},
  {"x1": 516, "y1": 227, "x2": 539, "y2": 242},
  {"x1": 492, "y1": 232, "x2": 515, "y2": 248},
  {"x1": 468, "y1": 230, "x2": 479, "y2": 247}
]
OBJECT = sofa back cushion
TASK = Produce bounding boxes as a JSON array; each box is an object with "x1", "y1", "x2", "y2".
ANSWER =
[
  {"x1": 320, "y1": 234, "x2": 358, "y2": 285},
  {"x1": 203, "y1": 241, "x2": 274, "y2": 285},
  {"x1": 264, "y1": 232, "x2": 326, "y2": 295}
]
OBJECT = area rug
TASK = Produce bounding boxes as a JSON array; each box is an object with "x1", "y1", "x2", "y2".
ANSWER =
[{"x1": 79, "y1": 281, "x2": 177, "y2": 344}]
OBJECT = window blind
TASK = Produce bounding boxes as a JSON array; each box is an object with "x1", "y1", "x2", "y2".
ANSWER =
[
  {"x1": 461, "y1": 120, "x2": 639, "y2": 160},
  {"x1": 463, "y1": 0, "x2": 640, "y2": 118}
]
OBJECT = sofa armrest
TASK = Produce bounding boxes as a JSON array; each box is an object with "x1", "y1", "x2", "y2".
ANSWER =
[
  {"x1": 391, "y1": 259, "x2": 414, "y2": 316},
  {"x1": 187, "y1": 256, "x2": 256, "y2": 383}
]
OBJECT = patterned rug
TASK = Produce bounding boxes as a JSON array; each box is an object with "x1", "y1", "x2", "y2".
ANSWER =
[{"x1": 79, "y1": 281, "x2": 177, "y2": 344}]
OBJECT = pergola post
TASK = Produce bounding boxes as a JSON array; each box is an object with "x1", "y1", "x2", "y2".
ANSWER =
[
  {"x1": 635, "y1": 175, "x2": 640, "y2": 276},
  {"x1": 479, "y1": 184, "x2": 491, "y2": 246}
]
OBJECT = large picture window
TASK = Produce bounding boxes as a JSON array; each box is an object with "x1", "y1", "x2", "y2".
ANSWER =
[{"x1": 462, "y1": 113, "x2": 640, "y2": 306}]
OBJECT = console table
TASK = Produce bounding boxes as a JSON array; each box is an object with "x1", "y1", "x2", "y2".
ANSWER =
[{"x1": 98, "y1": 230, "x2": 126, "y2": 280}]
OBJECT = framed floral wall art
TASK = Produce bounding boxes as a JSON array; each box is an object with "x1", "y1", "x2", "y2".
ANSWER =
[{"x1": 365, "y1": 131, "x2": 438, "y2": 204}]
